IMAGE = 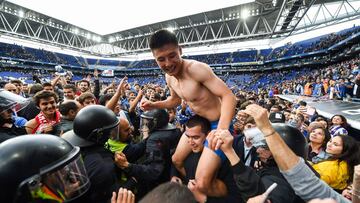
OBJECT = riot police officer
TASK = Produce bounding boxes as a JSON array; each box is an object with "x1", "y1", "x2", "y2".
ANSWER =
[
  {"x1": 62, "y1": 105, "x2": 123, "y2": 202},
  {"x1": 0, "y1": 134, "x2": 90, "y2": 203},
  {"x1": 0, "y1": 89, "x2": 29, "y2": 142},
  {"x1": 115, "y1": 109, "x2": 181, "y2": 198}
]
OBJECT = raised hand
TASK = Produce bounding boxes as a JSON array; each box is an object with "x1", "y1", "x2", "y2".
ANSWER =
[
  {"x1": 93, "y1": 68, "x2": 99, "y2": 79},
  {"x1": 114, "y1": 152, "x2": 129, "y2": 169},
  {"x1": 187, "y1": 179, "x2": 207, "y2": 203},
  {"x1": 116, "y1": 76, "x2": 128, "y2": 95},
  {"x1": 111, "y1": 188, "x2": 135, "y2": 203},
  {"x1": 243, "y1": 104, "x2": 272, "y2": 132}
]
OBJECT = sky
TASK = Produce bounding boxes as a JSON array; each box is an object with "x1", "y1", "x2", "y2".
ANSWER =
[{"x1": 8, "y1": 0, "x2": 254, "y2": 35}]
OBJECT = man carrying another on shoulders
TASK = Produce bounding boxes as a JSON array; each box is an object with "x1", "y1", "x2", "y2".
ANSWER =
[{"x1": 141, "y1": 29, "x2": 236, "y2": 195}]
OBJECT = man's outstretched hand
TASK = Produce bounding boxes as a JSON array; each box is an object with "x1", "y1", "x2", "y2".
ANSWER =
[{"x1": 140, "y1": 99, "x2": 155, "y2": 111}]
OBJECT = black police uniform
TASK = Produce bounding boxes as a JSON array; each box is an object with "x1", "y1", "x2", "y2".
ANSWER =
[{"x1": 123, "y1": 126, "x2": 180, "y2": 198}]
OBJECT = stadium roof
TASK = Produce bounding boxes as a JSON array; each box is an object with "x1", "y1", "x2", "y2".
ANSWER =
[
  {"x1": 7, "y1": 0, "x2": 255, "y2": 35},
  {"x1": 0, "y1": 0, "x2": 359, "y2": 56}
]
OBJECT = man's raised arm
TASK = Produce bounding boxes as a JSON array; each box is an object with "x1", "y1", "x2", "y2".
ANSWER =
[{"x1": 190, "y1": 63, "x2": 236, "y2": 130}]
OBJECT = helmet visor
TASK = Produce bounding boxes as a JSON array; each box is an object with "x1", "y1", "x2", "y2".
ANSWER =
[
  {"x1": 140, "y1": 117, "x2": 152, "y2": 134},
  {"x1": 108, "y1": 124, "x2": 120, "y2": 141},
  {"x1": 0, "y1": 90, "x2": 30, "y2": 113},
  {"x1": 24, "y1": 154, "x2": 90, "y2": 202}
]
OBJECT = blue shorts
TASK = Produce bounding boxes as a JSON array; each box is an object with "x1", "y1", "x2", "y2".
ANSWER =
[{"x1": 204, "y1": 120, "x2": 234, "y2": 162}]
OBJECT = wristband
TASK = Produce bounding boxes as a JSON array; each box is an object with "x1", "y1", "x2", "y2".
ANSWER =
[{"x1": 264, "y1": 131, "x2": 276, "y2": 137}]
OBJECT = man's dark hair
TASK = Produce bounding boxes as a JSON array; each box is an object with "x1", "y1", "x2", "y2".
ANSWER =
[
  {"x1": 10, "y1": 79, "x2": 22, "y2": 85},
  {"x1": 42, "y1": 82, "x2": 52, "y2": 88},
  {"x1": 98, "y1": 94, "x2": 113, "y2": 106},
  {"x1": 298, "y1": 101, "x2": 307, "y2": 106},
  {"x1": 283, "y1": 109, "x2": 291, "y2": 114},
  {"x1": 154, "y1": 93, "x2": 161, "y2": 101},
  {"x1": 149, "y1": 29, "x2": 179, "y2": 50},
  {"x1": 271, "y1": 104, "x2": 282, "y2": 111},
  {"x1": 78, "y1": 92, "x2": 95, "y2": 104},
  {"x1": 29, "y1": 84, "x2": 43, "y2": 95},
  {"x1": 33, "y1": 90, "x2": 58, "y2": 107},
  {"x1": 140, "y1": 182, "x2": 196, "y2": 203},
  {"x1": 78, "y1": 79, "x2": 90, "y2": 86},
  {"x1": 185, "y1": 115, "x2": 211, "y2": 135},
  {"x1": 59, "y1": 101, "x2": 78, "y2": 116},
  {"x1": 268, "y1": 98, "x2": 276, "y2": 106},
  {"x1": 63, "y1": 84, "x2": 77, "y2": 92}
]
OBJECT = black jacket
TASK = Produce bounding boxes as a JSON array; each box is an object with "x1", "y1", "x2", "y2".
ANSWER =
[
  {"x1": 257, "y1": 162, "x2": 298, "y2": 203},
  {"x1": 0, "y1": 125, "x2": 27, "y2": 143},
  {"x1": 122, "y1": 140, "x2": 147, "y2": 163},
  {"x1": 79, "y1": 146, "x2": 122, "y2": 203},
  {"x1": 232, "y1": 160, "x2": 265, "y2": 202},
  {"x1": 171, "y1": 152, "x2": 243, "y2": 203},
  {"x1": 123, "y1": 129, "x2": 180, "y2": 197}
]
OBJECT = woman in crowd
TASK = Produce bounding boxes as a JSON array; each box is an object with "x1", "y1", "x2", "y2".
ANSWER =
[
  {"x1": 312, "y1": 135, "x2": 360, "y2": 191},
  {"x1": 307, "y1": 126, "x2": 331, "y2": 164},
  {"x1": 329, "y1": 114, "x2": 348, "y2": 137}
]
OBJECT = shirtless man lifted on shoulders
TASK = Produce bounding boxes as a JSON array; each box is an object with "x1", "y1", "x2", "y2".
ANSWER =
[{"x1": 141, "y1": 29, "x2": 236, "y2": 197}]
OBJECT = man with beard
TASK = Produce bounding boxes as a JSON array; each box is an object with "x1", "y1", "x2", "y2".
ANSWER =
[
  {"x1": 76, "y1": 69, "x2": 100, "y2": 99},
  {"x1": 105, "y1": 118, "x2": 148, "y2": 163},
  {"x1": 25, "y1": 90, "x2": 61, "y2": 134},
  {"x1": 63, "y1": 84, "x2": 77, "y2": 101}
]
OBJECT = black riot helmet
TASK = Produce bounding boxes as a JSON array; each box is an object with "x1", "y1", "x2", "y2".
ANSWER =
[
  {"x1": 245, "y1": 123, "x2": 308, "y2": 159},
  {"x1": 0, "y1": 89, "x2": 30, "y2": 113},
  {"x1": 62, "y1": 105, "x2": 120, "y2": 147},
  {"x1": 0, "y1": 89, "x2": 30, "y2": 125},
  {"x1": 140, "y1": 109, "x2": 174, "y2": 133},
  {"x1": 0, "y1": 135, "x2": 90, "y2": 203}
]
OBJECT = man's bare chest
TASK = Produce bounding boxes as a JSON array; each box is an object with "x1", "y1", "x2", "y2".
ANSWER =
[{"x1": 171, "y1": 80, "x2": 202, "y2": 102}]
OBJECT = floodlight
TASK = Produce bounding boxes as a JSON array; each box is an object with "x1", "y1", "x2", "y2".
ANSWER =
[
  {"x1": 18, "y1": 10, "x2": 24, "y2": 18},
  {"x1": 86, "y1": 33, "x2": 91, "y2": 39},
  {"x1": 166, "y1": 27, "x2": 175, "y2": 33},
  {"x1": 272, "y1": 0, "x2": 277, "y2": 6},
  {"x1": 73, "y1": 28, "x2": 79, "y2": 34},
  {"x1": 241, "y1": 10, "x2": 249, "y2": 19}
]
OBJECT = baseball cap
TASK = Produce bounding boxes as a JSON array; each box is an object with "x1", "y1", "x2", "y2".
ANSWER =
[{"x1": 269, "y1": 112, "x2": 285, "y2": 123}]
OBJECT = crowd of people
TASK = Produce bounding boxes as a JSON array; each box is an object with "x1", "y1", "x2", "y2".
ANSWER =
[
  {"x1": 266, "y1": 26, "x2": 360, "y2": 60},
  {"x1": 0, "y1": 29, "x2": 360, "y2": 203}
]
